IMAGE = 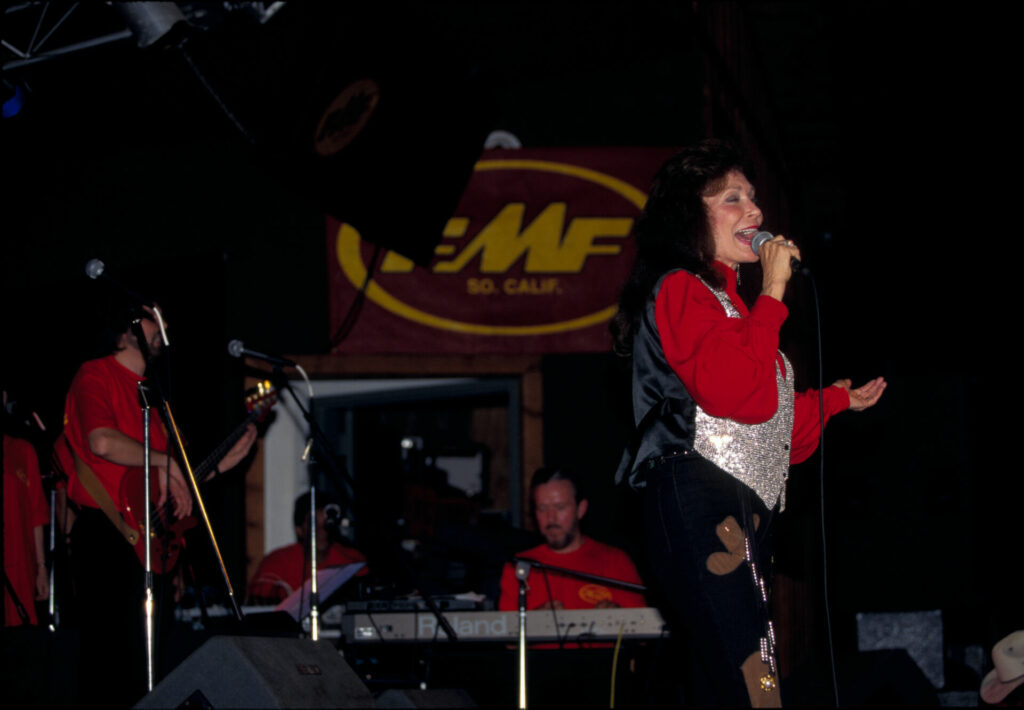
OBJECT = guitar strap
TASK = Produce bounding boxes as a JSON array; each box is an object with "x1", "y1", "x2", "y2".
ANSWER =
[{"x1": 63, "y1": 436, "x2": 140, "y2": 547}]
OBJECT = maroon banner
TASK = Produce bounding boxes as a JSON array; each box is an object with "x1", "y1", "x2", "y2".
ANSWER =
[{"x1": 327, "y1": 147, "x2": 678, "y2": 354}]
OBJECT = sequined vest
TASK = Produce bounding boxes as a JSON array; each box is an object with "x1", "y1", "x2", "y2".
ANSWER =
[{"x1": 623, "y1": 271, "x2": 795, "y2": 510}]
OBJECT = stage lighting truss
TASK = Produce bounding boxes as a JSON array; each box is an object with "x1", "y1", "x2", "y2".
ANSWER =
[
  {"x1": 1, "y1": 2, "x2": 286, "y2": 72},
  {"x1": 2, "y1": 2, "x2": 133, "y2": 72}
]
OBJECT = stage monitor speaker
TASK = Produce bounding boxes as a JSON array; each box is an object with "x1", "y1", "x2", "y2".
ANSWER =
[{"x1": 134, "y1": 635, "x2": 373, "y2": 709}]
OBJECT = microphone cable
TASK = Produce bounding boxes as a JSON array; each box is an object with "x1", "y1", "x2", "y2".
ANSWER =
[
  {"x1": 757, "y1": 233, "x2": 840, "y2": 706},
  {"x1": 805, "y1": 271, "x2": 842, "y2": 708},
  {"x1": 330, "y1": 243, "x2": 384, "y2": 349}
]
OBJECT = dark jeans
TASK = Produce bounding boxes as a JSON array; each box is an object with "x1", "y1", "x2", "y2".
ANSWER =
[
  {"x1": 644, "y1": 452, "x2": 776, "y2": 708},
  {"x1": 71, "y1": 507, "x2": 172, "y2": 708}
]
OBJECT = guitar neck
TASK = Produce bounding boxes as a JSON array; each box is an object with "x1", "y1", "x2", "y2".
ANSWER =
[{"x1": 194, "y1": 410, "x2": 259, "y2": 484}]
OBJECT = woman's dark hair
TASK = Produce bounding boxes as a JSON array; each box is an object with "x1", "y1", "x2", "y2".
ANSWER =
[{"x1": 610, "y1": 138, "x2": 752, "y2": 355}]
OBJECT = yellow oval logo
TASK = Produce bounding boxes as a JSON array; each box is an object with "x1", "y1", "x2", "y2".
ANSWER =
[{"x1": 335, "y1": 159, "x2": 647, "y2": 336}]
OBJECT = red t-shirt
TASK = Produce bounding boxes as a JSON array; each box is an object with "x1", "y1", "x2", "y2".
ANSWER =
[
  {"x1": 61, "y1": 355, "x2": 169, "y2": 509},
  {"x1": 498, "y1": 537, "x2": 647, "y2": 611},
  {"x1": 246, "y1": 542, "x2": 369, "y2": 604},
  {"x1": 3, "y1": 435, "x2": 49, "y2": 625},
  {"x1": 655, "y1": 262, "x2": 849, "y2": 464}
]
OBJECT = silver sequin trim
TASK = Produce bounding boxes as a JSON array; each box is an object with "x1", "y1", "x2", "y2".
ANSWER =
[{"x1": 692, "y1": 278, "x2": 795, "y2": 510}]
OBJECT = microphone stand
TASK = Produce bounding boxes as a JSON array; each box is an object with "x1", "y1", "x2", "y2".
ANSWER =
[
  {"x1": 287, "y1": 371, "x2": 327, "y2": 641},
  {"x1": 511, "y1": 557, "x2": 647, "y2": 594},
  {"x1": 131, "y1": 321, "x2": 244, "y2": 624},
  {"x1": 395, "y1": 543, "x2": 460, "y2": 644},
  {"x1": 510, "y1": 557, "x2": 648, "y2": 709},
  {"x1": 516, "y1": 560, "x2": 531, "y2": 710},
  {"x1": 262, "y1": 364, "x2": 459, "y2": 646},
  {"x1": 263, "y1": 365, "x2": 357, "y2": 519},
  {"x1": 266, "y1": 365, "x2": 346, "y2": 641},
  {"x1": 47, "y1": 484, "x2": 57, "y2": 630},
  {"x1": 307, "y1": 485, "x2": 319, "y2": 641},
  {"x1": 138, "y1": 382, "x2": 156, "y2": 692},
  {"x1": 45, "y1": 446, "x2": 71, "y2": 632}
]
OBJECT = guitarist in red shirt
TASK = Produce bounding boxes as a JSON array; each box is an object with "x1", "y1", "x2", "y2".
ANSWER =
[{"x1": 58, "y1": 298, "x2": 256, "y2": 708}]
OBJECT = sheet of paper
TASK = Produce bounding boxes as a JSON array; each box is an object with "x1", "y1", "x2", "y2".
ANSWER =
[{"x1": 275, "y1": 562, "x2": 365, "y2": 620}]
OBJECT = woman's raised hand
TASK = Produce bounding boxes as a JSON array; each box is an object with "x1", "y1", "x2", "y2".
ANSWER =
[{"x1": 833, "y1": 377, "x2": 887, "y2": 412}]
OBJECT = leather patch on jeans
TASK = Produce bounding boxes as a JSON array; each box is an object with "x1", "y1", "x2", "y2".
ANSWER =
[
  {"x1": 706, "y1": 514, "x2": 760, "y2": 576},
  {"x1": 741, "y1": 651, "x2": 781, "y2": 708}
]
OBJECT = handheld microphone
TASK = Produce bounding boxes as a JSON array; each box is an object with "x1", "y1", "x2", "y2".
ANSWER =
[
  {"x1": 750, "y1": 231, "x2": 809, "y2": 275},
  {"x1": 227, "y1": 339, "x2": 296, "y2": 368}
]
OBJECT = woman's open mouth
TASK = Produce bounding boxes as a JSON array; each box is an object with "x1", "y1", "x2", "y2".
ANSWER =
[{"x1": 735, "y1": 227, "x2": 759, "y2": 246}]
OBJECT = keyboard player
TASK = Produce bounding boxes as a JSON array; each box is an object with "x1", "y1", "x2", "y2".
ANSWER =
[{"x1": 498, "y1": 466, "x2": 646, "y2": 611}]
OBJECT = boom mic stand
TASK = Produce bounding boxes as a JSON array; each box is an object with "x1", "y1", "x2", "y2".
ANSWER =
[
  {"x1": 264, "y1": 364, "x2": 352, "y2": 641},
  {"x1": 262, "y1": 364, "x2": 459, "y2": 646},
  {"x1": 511, "y1": 557, "x2": 647, "y2": 594},
  {"x1": 510, "y1": 557, "x2": 648, "y2": 709},
  {"x1": 130, "y1": 320, "x2": 245, "y2": 624}
]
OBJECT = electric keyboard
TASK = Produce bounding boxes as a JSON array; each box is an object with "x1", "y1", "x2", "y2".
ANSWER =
[{"x1": 342, "y1": 607, "x2": 667, "y2": 643}]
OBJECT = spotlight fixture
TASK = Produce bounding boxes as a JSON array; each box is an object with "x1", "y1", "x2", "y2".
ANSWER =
[{"x1": 113, "y1": 2, "x2": 188, "y2": 49}]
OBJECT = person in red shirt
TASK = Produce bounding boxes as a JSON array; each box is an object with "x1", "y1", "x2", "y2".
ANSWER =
[
  {"x1": 611, "y1": 139, "x2": 885, "y2": 707},
  {"x1": 246, "y1": 491, "x2": 368, "y2": 605},
  {"x1": 498, "y1": 466, "x2": 645, "y2": 612},
  {"x1": 59, "y1": 296, "x2": 256, "y2": 708},
  {"x1": 2, "y1": 424, "x2": 49, "y2": 626}
]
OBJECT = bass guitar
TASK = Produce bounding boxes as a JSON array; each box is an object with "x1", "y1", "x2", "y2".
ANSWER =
[{"x1": 118, "y1": 379, "x2": 277, "y2": 573}]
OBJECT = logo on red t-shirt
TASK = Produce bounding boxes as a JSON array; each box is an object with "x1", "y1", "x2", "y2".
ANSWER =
[{"x1": 578, "y1": 584, "x2": 613, "y2": 605}]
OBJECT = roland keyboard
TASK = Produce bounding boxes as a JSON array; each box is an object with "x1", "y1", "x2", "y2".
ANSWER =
[{"x1": 342, "y1": 607, "x2": 667, "y2": 643}]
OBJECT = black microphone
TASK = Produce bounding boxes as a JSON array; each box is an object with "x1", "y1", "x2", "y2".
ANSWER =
[
  {"x1": 750, "y1": 231, "x2": 809, "y2": 275},
  {"x1": 3, "y1": 399, "x2": 46, "y2": 432},
  {"x1": 227, "y1": 339, "x2": 296, "y2": 367}
]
